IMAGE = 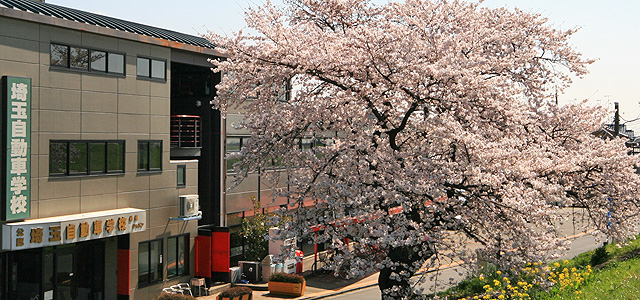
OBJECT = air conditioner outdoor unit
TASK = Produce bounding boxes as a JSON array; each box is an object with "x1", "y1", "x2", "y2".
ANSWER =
[
  {"x1": 239, "y1": 261, "x2": 261, "y2": 283},
  {"x1": 179, "y1": 195, "x2": 199, "y2": 217}
]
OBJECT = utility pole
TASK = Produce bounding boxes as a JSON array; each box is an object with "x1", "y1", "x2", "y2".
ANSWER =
[{"x1": 614, "y1": 102, "x2": 620, "y2": 137}]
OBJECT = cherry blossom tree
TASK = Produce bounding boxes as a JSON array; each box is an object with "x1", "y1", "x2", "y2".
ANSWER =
[{"x1": 207, "y1": 0, "x2": 640, "y2": 298}]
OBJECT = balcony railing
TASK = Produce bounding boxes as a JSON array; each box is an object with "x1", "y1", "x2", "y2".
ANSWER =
[{"x1": 171, "y1": 115, "x2": 200, "y2": 148}]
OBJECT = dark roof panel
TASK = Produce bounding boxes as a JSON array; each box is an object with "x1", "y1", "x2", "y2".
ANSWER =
[{"x1": 0, "y1": 0, "x2": 216, "y2": 49}]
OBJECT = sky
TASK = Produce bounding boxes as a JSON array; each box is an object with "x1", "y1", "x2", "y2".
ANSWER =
[{"x1": 48, "y1": 0, "x2": 640, "y2": 129}]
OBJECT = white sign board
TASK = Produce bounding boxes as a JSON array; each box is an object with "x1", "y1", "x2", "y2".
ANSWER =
[{"x1": 2, "y1": 208, "x2": 146, "y2": 250}]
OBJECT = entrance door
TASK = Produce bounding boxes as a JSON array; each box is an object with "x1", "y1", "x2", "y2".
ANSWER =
[
  {"x1": 45, "y1": 240, "x2": 105, "y2": 300},
  {"x1": 75, "y1": 241, "x2": 104, "y2": 300},
  {"x1": 55, "y1": 245, "x2": 74, "y2": 300}
]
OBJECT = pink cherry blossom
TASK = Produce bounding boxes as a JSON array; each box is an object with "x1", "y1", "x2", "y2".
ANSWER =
[{"x1": 207, "y1": 0, "x2": 640, "y2": 299}]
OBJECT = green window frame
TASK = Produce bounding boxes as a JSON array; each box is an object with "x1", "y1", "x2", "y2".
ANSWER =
[
  {"x1": 49, "y1": 140, "x2": 125, "y2": 177},
  {"x1": 138, "y1": 140, "x2": 162, "y2": 172}
]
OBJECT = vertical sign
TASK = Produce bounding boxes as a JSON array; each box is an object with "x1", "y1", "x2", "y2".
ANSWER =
[{"x1": 2, "y1": 76, "x2": 31, "y2": 221}]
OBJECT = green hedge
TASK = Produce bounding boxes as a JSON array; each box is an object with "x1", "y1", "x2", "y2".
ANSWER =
[
  {"x1": 269, "y1": 272, "x2": 305, "y2": 283},
  {"x1": 157, "y1": 292, "x2": 196, "y2": 300},
  {"x1": 219, "y1": 286, "x2": 253, "y2": 298}
]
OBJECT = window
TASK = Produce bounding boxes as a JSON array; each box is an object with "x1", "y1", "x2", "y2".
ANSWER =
[
  {"x1": 49, "y1": 140, "x2": 125, "y2": 176},
  {"x1": 301, "y1": 138, "x2": 313, "y2": 149},
  {"x1": 226, "y1": 136, "x2": 289, "y2": 171},
  {"x1": 177, "y1": 165, "x2": 186, "y2": 187},
  {"x1": 137, "y1": 56, "x2": 166, "y2": 80},
  {"x1": 108, "y1": 53, "x2": 125, "y2": 74},
  {"x1": 226, "y1": 136, "x2": 248, "y2": 172},
  {"x1": 139, "y1": 239, "x2": 163, "y2": 286},
  {"x1": 138, "y1": 140, "x2": 162, "y2": 172},
  {"x1": 167, "y1": 235, "x2": 189, "y2": 278},
  {"x1": 90, "y1": 50, "x2": 107, "y2": 72},
  {"x1": 50, "y1": 43, "x2": 125, "y2": 75},
  {"x1": 70, "y1": 46, "x2": 89, "y2": 69},
  {"x1": 50, "y1": 44, "x2": 69, "y2": 67}
]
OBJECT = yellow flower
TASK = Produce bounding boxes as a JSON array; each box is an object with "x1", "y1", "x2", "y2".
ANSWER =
[
  {"x1": 479, "y1": 275, "x2": 485, "y2": 281},
  {"x1": 497, "y1": 270, "x2": 502, "y2": 275}
]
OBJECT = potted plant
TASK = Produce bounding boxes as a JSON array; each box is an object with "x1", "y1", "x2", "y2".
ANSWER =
[
  {"x1": 216, "y1": 286, "x2": 253, "y2": 300},
  {"x1": 268, "y1": 272, "x2": 306, "y2": 297}
]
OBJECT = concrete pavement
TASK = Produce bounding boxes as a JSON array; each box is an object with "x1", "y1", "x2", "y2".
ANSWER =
[
  {"x1": 198, "y1": 252, "x2": 381, "y2": 300},
  {"x1": 199, "y1": 209, "x2": 599, "y2": 300}
]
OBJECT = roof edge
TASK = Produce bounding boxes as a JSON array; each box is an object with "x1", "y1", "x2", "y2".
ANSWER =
[{"x1": 0, "y1": 6, "x2": 226, "y2": 58}]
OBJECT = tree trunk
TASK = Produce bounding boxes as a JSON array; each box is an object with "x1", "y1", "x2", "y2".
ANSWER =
[{"x1": 378, "y1": 243, "x2": 432, "y2": 300}]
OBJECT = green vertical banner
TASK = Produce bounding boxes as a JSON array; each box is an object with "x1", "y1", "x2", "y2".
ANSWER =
[{"x1": 3, "y1": 76, "x2": 31, "y2": 221}]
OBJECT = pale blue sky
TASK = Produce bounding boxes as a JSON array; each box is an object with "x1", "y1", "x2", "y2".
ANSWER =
[{"x1": 48, "y1": 0, "x2": 640, "y2": 127}]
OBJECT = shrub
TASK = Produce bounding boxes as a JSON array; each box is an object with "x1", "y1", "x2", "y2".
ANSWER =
[
  {"x1": 218, "y1": 286, "x2": 253, "y2": 298},
  {"x1": 157, "y1": 292, "x2": 196, "y2": 300},
  {"x1": 241, "y1": 196, "x2": 269, "y2": 261},
  {"x1": 591, "y1": 245, "x2": 609, "y2": 266},
  {"x1": 269, "y1": 272, "x2": 305, "y2": 283}
]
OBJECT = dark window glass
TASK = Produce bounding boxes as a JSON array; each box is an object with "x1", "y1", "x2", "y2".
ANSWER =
[
  {"x1": 138, "y1": 142, "x2": 149, "y2": 171},
  {"x1": 138, "y1": 140, "x2": 162, "y2": 171},
  {"x1": 89, "y1": 142, "x2": 106, "y2": 173},
  {"x1": 150, "y1": 240, "x2": 161, "y2": 282},
  {"x1": 90, "y1": 50, "x2": 107, "y2": 72},
  {"x1": 69, "y1": 142, "x2": 88, "y2": 174},
  {"x1": 70, "y1": 47, "x2": 89, "y2": 70},
  {"x1": 167, "y1": 235, "x2": 188, "y2": 278},
  {"x1": 50, "y1": 140, "x2": 124, "y2": 177},
  {"x1": 137, "y1": 57, "x2": 150, "y2": 77},
  {"x1": 49, "y1": 142, "x2": 68, "y2": 175},
  {"x1": 168, "y1": 237, "x2": 176, "y2": 277},
  {"x1": 138, "y1": 242, "x2": 150, "y2": 283},
  {"x1": 108, "y1": 53, "x2": 125, "y2": 74},
  {"x1": 50, "y1": 44, "x2": 69, "y2": 67},
  {"x1": 139, "y1": 239, "x2": 163, "y2": 285},
  {"x1": 177, "y1": 165, "x2": 186, "y2": 187},
  {"x1": 107, "y1": 142, "x2": 125, "y2": 172},
  {"x1": 8, "y1": 249, "x2": 41, "y2": 300},
  {"x1": 301, "y1": 138, "x2": 313, "y2": 149},
  {"x1": 149, "y1": 141, "x2": 162, "y2": 170},
  {"x1": 151, "y1": 59, "x2": 165, "y2": 79}
]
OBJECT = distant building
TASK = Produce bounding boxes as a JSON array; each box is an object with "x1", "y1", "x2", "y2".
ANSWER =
[{"x1": 593, "y1": 102, "x2": 640, "y2": 155}]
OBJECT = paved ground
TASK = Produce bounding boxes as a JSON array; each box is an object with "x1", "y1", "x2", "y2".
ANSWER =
[
  {"x1": 195, "y1": 208, "x2": 599, "y2": 300},
  {"x1": 198, "y1": 254, "x2": 381, "y2": 300}
]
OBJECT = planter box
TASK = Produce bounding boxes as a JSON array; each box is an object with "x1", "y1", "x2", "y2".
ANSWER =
[
  {"x1": 268, "y1": 281, "x2": 306, "y2": 297},
  {"x1": 216, "y1": 294, "x2": 252, "y2": 300}
]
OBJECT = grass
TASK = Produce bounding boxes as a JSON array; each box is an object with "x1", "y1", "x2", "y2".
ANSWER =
[{"x1": 439, "y1": 236, "x2": 640, "y2": 300}]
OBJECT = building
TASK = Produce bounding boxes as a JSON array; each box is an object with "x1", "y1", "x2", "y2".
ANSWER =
[{"x1": 0, "y1": 0, "x2": 227, "y2": 299}]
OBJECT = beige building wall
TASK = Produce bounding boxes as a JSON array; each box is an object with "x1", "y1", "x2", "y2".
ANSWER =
[
  {"x1": 0, "y1": 15, "x2": 200, "y2": 299},
  {"x1": 224, "y1": 112, "x2": 290, "y2": 215}
]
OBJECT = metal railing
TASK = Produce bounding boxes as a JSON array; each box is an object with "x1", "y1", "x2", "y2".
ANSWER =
[{"x1": 171, "y1": 115, "x2": 200, "y2": 148}]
